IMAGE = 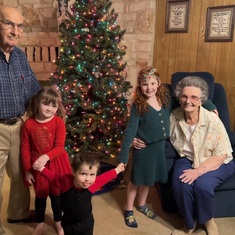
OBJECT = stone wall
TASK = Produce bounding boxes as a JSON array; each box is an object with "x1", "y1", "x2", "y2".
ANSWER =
[
  {"x1": 1, "y1": 0, "x2": 156, "y2": 89},
  {"x1": 113, "y1": 0, "x2": 156, "y2": 89}
]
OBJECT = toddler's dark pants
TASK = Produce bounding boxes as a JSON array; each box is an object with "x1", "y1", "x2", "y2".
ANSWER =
[
  {"x1": 62, "y1": 214, "x2": 94, "y2": 235},
  {"x1": 35, "y1": 194, "x2": 62, "y2": 223}
]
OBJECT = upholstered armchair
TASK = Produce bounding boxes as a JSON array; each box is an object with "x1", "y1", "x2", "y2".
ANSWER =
[{"x1": 157, "y1": 72, "x2": 235, "y2": 217}]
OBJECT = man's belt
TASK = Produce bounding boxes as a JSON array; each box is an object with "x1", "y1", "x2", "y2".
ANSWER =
[{"x1": 0, "y1": 117, "x2": 20, "y2": 125}]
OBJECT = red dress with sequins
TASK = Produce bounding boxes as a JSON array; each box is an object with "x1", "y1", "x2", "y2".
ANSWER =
[{"x1": 21, "y1": 115, "x2": 72, "y2": 198}]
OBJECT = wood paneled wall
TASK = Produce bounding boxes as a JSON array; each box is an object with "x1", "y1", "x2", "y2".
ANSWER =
[{"x1": 153, "y1": 0, "x2": 235, "y2": 130}]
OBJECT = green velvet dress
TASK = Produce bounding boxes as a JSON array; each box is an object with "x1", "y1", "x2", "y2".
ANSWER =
[{"x1": 117, "y1": 104, "x2": 170, "y2": 186}]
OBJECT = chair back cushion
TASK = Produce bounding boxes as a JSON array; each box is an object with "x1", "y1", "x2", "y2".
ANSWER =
[{"x1": 213, "y1": 83, "x2": 230, "y2": 130}]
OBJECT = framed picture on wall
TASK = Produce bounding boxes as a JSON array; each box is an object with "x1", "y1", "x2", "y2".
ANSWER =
[
  {"x1": 165, "y1": 0, "x2": 190, "y2": 33},
  {"x1": 205, "y1": 5, "x2": 235, "y2": 42}
]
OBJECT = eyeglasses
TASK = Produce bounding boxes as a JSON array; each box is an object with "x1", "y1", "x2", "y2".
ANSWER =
[
  {"x1": 0, "y1": 20, "x2": 24, "y2": 32},
  {"x1": 179, "y1": 95, "x2": 202, "y2": 102}
]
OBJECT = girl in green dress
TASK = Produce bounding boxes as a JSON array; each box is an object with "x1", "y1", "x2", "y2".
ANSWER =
[{"x1": 117, "y1": 66, "x2": 170, "y2": 228}]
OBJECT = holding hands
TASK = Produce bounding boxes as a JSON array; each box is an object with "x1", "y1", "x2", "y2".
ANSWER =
[
  {"x1": 115, "y1": 163, "x2": 126, "y2": 174},
  {"x1": 33, "y1": 154, "x2": 50, "y2": 171},
  {"x1": 25, "y1": 154, "x2": 49, "y2": 184}
]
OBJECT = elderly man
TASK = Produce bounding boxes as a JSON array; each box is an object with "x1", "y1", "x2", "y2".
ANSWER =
[{"x1": 0, "y1": 5, "x2": 40, "y2": 234}]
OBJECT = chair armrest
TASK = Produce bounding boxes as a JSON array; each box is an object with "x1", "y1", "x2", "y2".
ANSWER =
[
  {"x1": 165, "y1": 140, "x2": 179, "y2": 159},
  {"x1": 165, "y1": 140, "x2": 180, "y2": 174},
  {"x1": 227, "y1": 131, "x2": 235, "y2": 158},
  {"x1": 228, "y1": 131, "x2": 235, "y2": 149}
]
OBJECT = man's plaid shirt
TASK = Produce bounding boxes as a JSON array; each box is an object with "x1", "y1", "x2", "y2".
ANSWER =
[{"x1": 0, "y1": 47, "x2": 40, "y2": 119}]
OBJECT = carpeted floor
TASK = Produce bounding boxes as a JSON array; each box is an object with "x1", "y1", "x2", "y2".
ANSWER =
[{"x1": 1, "y1": 159, "x2": 235, "y2": 234}]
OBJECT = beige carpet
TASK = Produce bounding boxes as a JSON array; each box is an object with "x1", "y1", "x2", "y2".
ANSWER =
[{"x1": 1, "y1": 165, "x2": 235, "y2": 235}]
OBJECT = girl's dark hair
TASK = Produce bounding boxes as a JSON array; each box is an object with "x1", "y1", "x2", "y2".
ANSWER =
[
  {"x1": 71, "y1": 151, "x2": 101, "y2": 172},
  {"x1": 27, "y1": 86, "x2": 66, "y2": 121},
  {"x1": 133, "y1": 66, "x2": 170, "y2": 115}
]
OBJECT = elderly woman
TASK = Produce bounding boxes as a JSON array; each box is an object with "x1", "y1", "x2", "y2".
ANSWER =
[
  {"x1": 169, "y1": 76, "x2": 234, "y2": 235},
  {"x1": 133, "y1": 76, "x2": 234, "y2": 235}
]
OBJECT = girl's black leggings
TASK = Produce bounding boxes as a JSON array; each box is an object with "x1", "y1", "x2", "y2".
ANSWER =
[{"x1": 35, "y1": 194, "x2": 62, "y2": 223}]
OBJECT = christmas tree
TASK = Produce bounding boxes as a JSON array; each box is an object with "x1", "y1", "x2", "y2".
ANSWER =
[{"x1": 50, "y1": 0, "x2": 132, "y2": 159}]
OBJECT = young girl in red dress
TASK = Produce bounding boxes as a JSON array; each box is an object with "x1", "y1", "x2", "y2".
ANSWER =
[{"x1": 21, "y1": 86, "x2": 72, "y2": 235}]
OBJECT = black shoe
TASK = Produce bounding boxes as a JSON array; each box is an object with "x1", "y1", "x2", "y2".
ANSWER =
[
  {"x1": 124, "y1": 210, "x2": 138, "y2": 228},
  {"x1": 7, "y1": 211, "x2": 36, "y2": 223}
]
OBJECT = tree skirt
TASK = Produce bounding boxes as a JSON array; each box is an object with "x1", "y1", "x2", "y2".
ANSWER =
[{"x1": 94, "y1": 162, "x2": 123, "y2": 195}]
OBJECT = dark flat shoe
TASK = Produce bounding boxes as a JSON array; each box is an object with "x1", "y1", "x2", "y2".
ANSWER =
[
  {"x1": 124, "y1": 210, "x2": 138, "y2": 228},
  {"x1": 7, "y1": 211, "x2": 36, "y2": 223}
]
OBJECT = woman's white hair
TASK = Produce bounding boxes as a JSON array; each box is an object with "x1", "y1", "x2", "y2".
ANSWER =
[{"x1": 174, "y1": 76, "x2": 209, "y2": 103}]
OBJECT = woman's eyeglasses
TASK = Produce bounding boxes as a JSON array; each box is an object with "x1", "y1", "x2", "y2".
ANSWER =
[
  {"x1": 0, "y1": 20, "x2": 24, "y2": 33},
  {"x1": 179, "y1": 95, "x2": 202, "y2": 102}
]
